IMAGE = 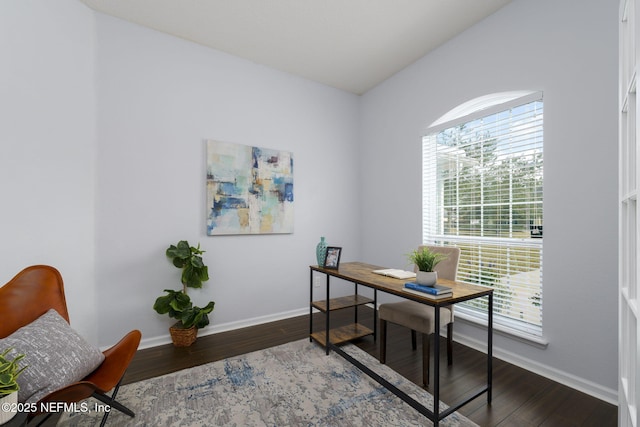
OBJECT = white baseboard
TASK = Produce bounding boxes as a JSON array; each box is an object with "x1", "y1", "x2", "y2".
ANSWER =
[
  {"x1": 452, "y1": 329, "x2": 618, "y2": 406},
  {"x1": 138, "y1": 307, "x2": 309, "y2": 350},
  {"x1": 138, "y1": 307, "x2": 618, "y2": 406}
]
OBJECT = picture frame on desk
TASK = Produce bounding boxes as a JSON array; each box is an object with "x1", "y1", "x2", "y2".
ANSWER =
[{"x1": 323, "y1": 247, "x2": 342, "y2": 269}]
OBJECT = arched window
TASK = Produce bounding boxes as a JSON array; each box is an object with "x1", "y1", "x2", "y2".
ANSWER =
[{"x1": 423, "y1": 91, "x2": 544, "y2": 337}]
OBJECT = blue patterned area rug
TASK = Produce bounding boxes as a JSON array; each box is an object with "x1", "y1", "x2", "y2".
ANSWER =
[{"x1": 57, "y1": 339, "x2": 478, "y2": 426}]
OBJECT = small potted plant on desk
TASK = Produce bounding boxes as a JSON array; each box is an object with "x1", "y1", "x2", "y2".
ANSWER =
[
  {"x1": 153, "y1": 240, "x2": 215, "y2": 347},
  {"x1": 407, "y1": 247, "x2": 448, "y2": 286},
  {"x1": 0, "y1": 348, "x2": 27, "y2": 424}
]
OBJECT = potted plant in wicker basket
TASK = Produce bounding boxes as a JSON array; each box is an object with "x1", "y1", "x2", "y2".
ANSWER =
[
  {"x1": 0, "y1": 348, "x2": 27, "y2": 424},
  {"x1": 407, "y1": 247, "x2": 448, "y2": 286},
  {"x1": 153, "y1": 240, "x2": 215, "y2": 347}
]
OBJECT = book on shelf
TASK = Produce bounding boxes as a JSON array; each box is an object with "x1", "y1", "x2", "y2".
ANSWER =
[
  {"x1": 402, "y1": 287, "x2": 452, "y2": 300},
  {"x1": 404, "y1": 282, "x2": 452, "y2": 295},
  {"x1": 372, "y1": 269, "x2": 416, "y2": 280}
]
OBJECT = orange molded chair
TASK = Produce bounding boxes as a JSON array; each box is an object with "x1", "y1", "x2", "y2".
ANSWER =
[{"x1": 0, "y1": 265, "x2": 141, "y2": 426}]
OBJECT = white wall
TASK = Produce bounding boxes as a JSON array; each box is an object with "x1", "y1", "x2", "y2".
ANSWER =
[
  {"x1": 1, "y1": 0, "x2": 619, "y2": 404},
  {"x1": 92, "y1": 14, "x2": 362, "y2": 346},
  {"x1": 0, "y1": 2, "x2": 360, "y2": 348},
  {"x1": 359, "y1": 0, "x2": 618, "y2": 402},
  {"x1": 0, "y1": 0, "x2": 98, "y2": 342}
]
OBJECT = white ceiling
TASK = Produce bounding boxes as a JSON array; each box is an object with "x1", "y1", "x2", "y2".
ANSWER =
[{"x1": 79, "y1": 0, "x2": 511, "y2": 95}]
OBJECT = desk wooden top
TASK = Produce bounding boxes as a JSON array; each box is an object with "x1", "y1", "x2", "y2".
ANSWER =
[{"x1": 311, "y1": 261, "x2": 492, "y2": 306}]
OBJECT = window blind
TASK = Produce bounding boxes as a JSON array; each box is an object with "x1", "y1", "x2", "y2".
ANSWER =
[{"x1": 423, "y1": 95, "x2": 543, "y2": 335}]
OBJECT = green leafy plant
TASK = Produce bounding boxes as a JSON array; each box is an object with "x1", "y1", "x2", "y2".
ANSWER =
[
  {"x1": 407, "y1": 247, "x2": 448, "y2": 272},
  {"x1": 166, "y1": 241, "x2": 210, "y2": 291},
  {"x1": 0, "y1": 349, "x2": 27, "y2": 396},
  {"x1": 153, "y1": 241, "x2": 215, "y2": 329}
]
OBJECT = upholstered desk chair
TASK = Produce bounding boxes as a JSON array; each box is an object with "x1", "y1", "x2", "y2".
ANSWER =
[
  {"x1": 378, "y1": 245, "x2": 460, "y2": 387},
  {"x1": 0, "y1": 265, "x2": 141, "y2": 427}
]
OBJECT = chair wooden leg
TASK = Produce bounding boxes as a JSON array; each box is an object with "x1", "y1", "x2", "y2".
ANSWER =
[
  {"x1": 447, "y1": 323, "x2": 453, "y2": 366},
  {"x1": 422, "y1": 333, "x2": 430, "y2": 387},
  {"x1": 411, "y1": 329, "x2": 417, "y2": 350},
  {"x1": 380, "y1": 318, "x2": 387, "y2": 364}
]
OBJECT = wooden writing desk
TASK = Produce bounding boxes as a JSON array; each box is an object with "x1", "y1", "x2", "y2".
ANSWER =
[{"x1": 309, "y1": 261, "x2": 493, "y2": 426}]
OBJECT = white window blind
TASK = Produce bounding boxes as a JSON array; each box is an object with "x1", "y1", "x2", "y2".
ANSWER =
[{"x1": 423, "y1": 93, "x2": 544, "y2": 336}]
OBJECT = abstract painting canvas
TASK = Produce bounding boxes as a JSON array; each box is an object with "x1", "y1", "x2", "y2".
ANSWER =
[{"x1": 206, "y1": 140, "x2": 293, "y2": 235}]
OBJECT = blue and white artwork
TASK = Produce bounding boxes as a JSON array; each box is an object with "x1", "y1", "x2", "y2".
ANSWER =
[{"x1": 206, "y1": 140, "x2": 294, "y2": 235}]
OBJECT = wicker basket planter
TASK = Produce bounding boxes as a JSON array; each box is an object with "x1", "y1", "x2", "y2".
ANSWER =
[
  {"x1": 154, "y1": 241, "x2": 214, "y2": 348},
  {"x1": 169, "y1": 323, "x2": 197, "y2": 347}
]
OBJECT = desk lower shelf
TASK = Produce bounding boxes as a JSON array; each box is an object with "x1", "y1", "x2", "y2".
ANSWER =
[
  {"x1": 310, "y1": 323, "x2": 374, "y2": 346},
  {"x1": 311, "y1": 294, "x2": 374, "y2": 312}
]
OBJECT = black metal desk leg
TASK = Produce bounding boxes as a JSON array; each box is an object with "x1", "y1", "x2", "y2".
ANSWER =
[
  {"x1": 488, "y1": 293, "x2": 493, "y2": 404},
  {"x1": 373, "y1": 289, "x2": 378, "y2": 341},
  {"x1": 354, "y1": 283, "x2": 358, "y2": 325},
  {"x1": 325, "y1": 274, "x2": 330, "y2": 355},
  {"x1": 309, "y1": 269, "x2": 313, "y2": 342},
  {"x1": 434, "y1": 305, "x2": 440, "y2": 426}
]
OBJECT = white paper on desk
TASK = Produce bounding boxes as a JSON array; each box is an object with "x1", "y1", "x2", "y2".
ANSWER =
[{"x1": 372, "y1": 269, "x2": 416, "y2": 279}]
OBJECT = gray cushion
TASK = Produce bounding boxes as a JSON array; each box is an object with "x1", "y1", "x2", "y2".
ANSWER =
[{"x1": 0, "y1": 309, "x2": 105, "y2": 403}]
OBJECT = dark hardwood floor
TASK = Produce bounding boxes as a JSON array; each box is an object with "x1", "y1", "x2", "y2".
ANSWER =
[{"x1": 37, "y1": 307, "x2": 618, "y2": 426}]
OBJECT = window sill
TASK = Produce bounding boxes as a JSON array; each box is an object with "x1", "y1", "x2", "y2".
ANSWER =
[{"x1": 454, "y1": 310, "x2": 549, "y2": 349}]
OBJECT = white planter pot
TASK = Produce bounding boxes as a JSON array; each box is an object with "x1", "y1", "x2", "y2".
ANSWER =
[
  {"x1": 0, "y1": 391, "x2": 18, "y2": 424},
  {"x1": 416, "y1": 271, "x2": 437, "y2": 286}
]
